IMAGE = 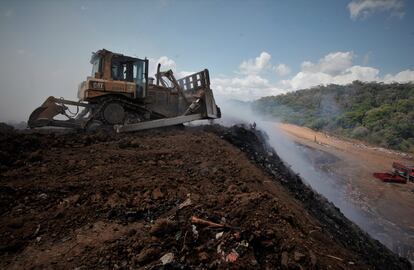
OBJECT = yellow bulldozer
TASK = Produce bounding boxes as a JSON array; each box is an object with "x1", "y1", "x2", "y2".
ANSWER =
[{"x1": 28, "y1": 49, "x2": 221, "y2": 132}]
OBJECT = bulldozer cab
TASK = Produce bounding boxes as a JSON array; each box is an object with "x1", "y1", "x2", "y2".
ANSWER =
[{"x1": 91, "y1": 49, "x2": 149, "y2": 98}]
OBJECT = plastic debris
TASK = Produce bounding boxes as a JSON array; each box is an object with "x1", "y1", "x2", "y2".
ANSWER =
[
  {"x1": 225, "y1": 250, "x2": 239, "y2": 262},
  {"x1": 215, "y1": 232, "x2": 224, "y2": 239},
  {"x1": 192, "y1": 225, "x2": 199, "y2": 239},
  {"x1": 239, "y1": 240, "x2": 249, "y2": 247}
]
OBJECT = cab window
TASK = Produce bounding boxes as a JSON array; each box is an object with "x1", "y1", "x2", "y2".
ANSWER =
[
  {"x1": 91, "y1": 57, "x2": 101, "y2": 76},
  {"x1": 112, "y1": 60, "x2": 134, "y2": 82}
]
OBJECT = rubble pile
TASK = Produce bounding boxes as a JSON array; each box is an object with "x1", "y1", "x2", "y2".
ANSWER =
[{"x1": 0, "y1": 125, "x2": 410, "y2": 269}]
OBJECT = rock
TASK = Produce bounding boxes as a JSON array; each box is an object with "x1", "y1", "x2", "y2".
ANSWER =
[
  {"x1": 79, "y1": 160, "x2": 87, "y2": 167},
  {"x1": 63, "y1": 194, "x2": 80, "y2": 205},
  {"x1": 68, "y1": 159, "x2": 76, "y2": 166},
  {"x1": 281, "y1": 252, "x2": 289, "y2": 268},
  {"x1": 28, "y1": 151, "x2": 42, "y2": 162},
  {"x1": 158, "y1": 160, "x2": 165, "y2": 165},
  {"x1": 135, "y1": 247, "x2": 159, "y2": 264},
  {"x1": 127, "y1": 229, "x2": 137, "y2": 237},
  {"x1": 294, "y1": 251, "x2": 305, "y2": 262},
  {"x1": 227, "y1": 184, "x2": 239, "y2": 194},
  {"x1": 129, "y1": 139, "x2": 140, "y2": 147},
  {"x1": 198, "y1": 252, "x2": 209, "y2": 262},
  {"x1": 160, "y1": 252, "x2": 174, "y2": 265},
  {"x1": 149, "y1": 218, "x2": 176, "y2": 236},
  {"x1": 199, "y1": 167, "x2": 209, "y2": 176},
  {"x1": 118, "y1": 138, "x2": 140, "y2": 148},
  {"x1": 250, "y1": 258, "x2": 258, "y2": 266},
  {"x1": 117, "y1": 138, "x2": 130, "y2": 148},
  {"x1": 38, "y1": 193, "x2": 48, "y2": 200},
  {"x1": 309, "y1": 250, "x2": 317, "y2": 266},
  {"x1": 260, "y1": 240, "x2": 274, "y2": 248},
  {"x1": 178, "y1": 198, "x2": 192, "y2": 209},
  {"x1": 152, "y1": 187, "x2": 164, "y2": 200}
]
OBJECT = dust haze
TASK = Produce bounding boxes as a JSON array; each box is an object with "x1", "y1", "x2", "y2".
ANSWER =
[{"x1": 0, "y1": 50, "x2": 90, "y2": 123}]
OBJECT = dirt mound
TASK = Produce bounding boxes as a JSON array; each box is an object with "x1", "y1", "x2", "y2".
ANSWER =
[
  {"x1": 0, "y1": 126, "x2": 410, "y2": 269},
  {"x1": 207, "y1": 125, "x2": 411, "y2": 269},
  {"x1": 0, "y1": 122, "x2": 14, "y2": 134}
]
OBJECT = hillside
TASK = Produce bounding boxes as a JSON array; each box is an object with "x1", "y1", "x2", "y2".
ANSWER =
[
  {"x1": 0, "y1": 125, "x2": 410, "y2": 269},
  {"x1": 253, "y1": 81, "x2": 414, "y2": 153}
]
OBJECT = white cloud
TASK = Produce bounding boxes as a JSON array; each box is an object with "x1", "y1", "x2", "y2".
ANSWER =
[
  {"x1": 334, "y1": 65, "x2": 379, "y2": 83},
  {"x1": 274, "y1": 64, "x2": 291, "y2": 76},
  {"x1": 281, "y1": 52, "x2": 372, "y2": 90},
  {"x1": 281, "y1": 51, "x2": 413, "y2": 90},
  {"x1": 212, "y1": 52, "x2": 286, "y2": 100},
  {"x1": 148, "y1": 56, "x2": 176, "y2": 78},
  {"x1": 347, "y1": 0, "x2": 404, "y2": 20},
  {"x1": 383, "y1": 70, "x2": 414, "y2": 83},
  {"x1": 239, "y1": 52, "x2": 272, "y2": 74},
  {"x1": 148, "y1": 56, "x2": 194, "y2": 79},
  {"x1": 301, "y1": 51, "x2": 354, "y2": 76},
  {"x1": 281, "y1": 52, "x2": 380, "y2": 90},
  {"x1": 157, "y1": 56, "x2": 176, "y2": 70},
  {"x1": 212, "y1": 75, "x2": 285, "y2": 101}
]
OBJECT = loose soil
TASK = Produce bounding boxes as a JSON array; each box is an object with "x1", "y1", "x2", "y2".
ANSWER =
[{"x1": 0, "y1": 124, "x2": 410, "y2": 269}]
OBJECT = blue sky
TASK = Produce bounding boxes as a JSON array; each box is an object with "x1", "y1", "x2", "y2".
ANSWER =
[{"x1": 0, "y1": 0, "x2": 413, "y2": 121}]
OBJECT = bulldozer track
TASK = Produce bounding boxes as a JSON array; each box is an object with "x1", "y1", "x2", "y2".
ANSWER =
[{"x1": 85, "y1": 95, "x2": 164, "y2": 128}]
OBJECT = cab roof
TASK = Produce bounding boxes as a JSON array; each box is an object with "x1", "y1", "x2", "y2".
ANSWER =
[{"x1": 91, "y1": 48, "x2": 144, "y2": 63}]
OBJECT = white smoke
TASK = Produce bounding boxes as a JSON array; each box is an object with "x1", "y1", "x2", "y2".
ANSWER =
[{"x1": 212, "y1": 97, "x2": 400, "y2": 253}]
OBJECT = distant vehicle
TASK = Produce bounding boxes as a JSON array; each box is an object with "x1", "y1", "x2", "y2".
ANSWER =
[
  {"x1": 392, "y1": 162, "x2": 414, "y2": 181},
  {"x1": 373, "y1": 162, "x2": 414, "y2": 184},
  {"x1": 28, "y1": 49, "x2": 221, "y2": 132}
]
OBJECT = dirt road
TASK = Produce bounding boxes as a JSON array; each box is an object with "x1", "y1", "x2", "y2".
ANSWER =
[{"x1": 278, "y1": 123, "x2": 414, "y2": 263}]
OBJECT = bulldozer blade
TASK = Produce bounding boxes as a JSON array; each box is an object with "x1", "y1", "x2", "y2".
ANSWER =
[
  {"x1": 28, "y1": 96, "x2": 91, "y2": 129},
  {"x1": 203, "y1": 89, "x2": 221, "y2": 119},
  {"x1": 116, "y1": 113, "x2": 203, "y2": 133}
]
